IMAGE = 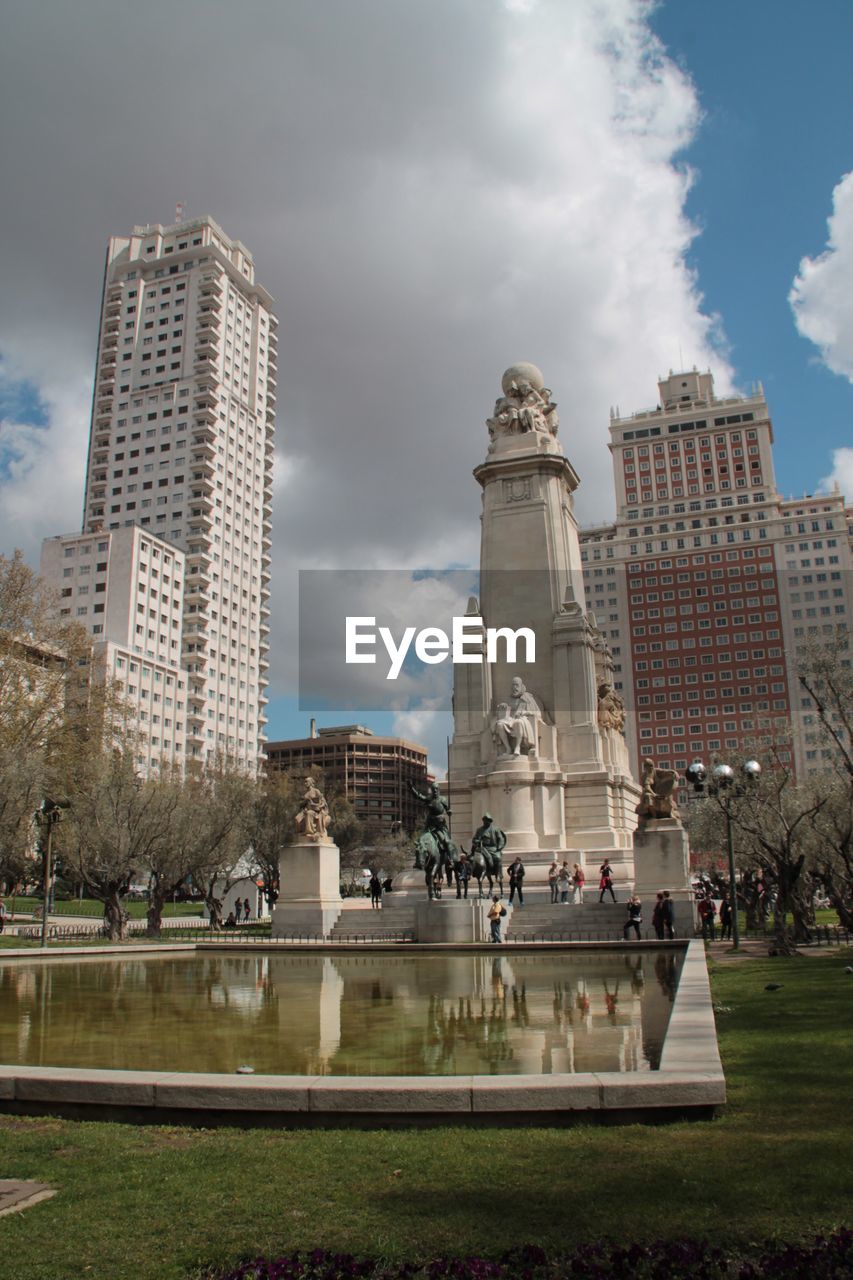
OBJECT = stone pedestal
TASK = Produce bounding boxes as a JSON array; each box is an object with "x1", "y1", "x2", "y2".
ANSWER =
[
  {"x1": 633, "y1": 819, "x2": 696, "y2": 935},
  {"x1": 414, "y1": 899, "x2": 485, "y2": 943},
  {"x1": 272, "y1": 839, "x2": 342, "y2": 938}
]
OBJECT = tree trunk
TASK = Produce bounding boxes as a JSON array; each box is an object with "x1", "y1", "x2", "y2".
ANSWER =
[
  {"x1": 824, "y1": 867, "x2": 853, "y2": 931},
  {"x1": 791, "y1": 886, "x2": 815, "y2": 944},
  {"x1": 103, "y1": 892, "x2": 128, "y2": 941},
  {"x1": 206, "y1": 893, "x2": 223, "y2": 929},
  {"x1": 770, "y1": 893, "x2": 798, "y2": 956},
  {"x1": 146, "y1": 893, "x2": 166, "y2": 938}
]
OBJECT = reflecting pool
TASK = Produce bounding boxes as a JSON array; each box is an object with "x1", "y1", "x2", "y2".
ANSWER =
[{"x1": 0, "y1": 950, "x2": 682, "y2": 1076}]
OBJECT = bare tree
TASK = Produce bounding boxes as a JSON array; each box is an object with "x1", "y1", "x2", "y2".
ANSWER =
[
  {"x1": 686, "y1": 750, "x2": 825, "y2": 954},
  {"x1": 143, "y1": 760, "x2": 253, "y2": 936},
  {"x1": 796, "y1": 630, "x2": 853, "y2": 928},
  {"x1": 797, "y1": 627, "x2": 853, "y2": 780}
]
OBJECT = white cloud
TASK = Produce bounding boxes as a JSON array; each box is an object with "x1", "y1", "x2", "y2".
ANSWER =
[
  {"x1": 790, "y1": 171, "x2": 853, "y2": 381},
  {"x1": 818, "y1": 446, "x2": 853, "y2": 497},
  {"x1": 0, "y1": 0, "x2": 735, "y2": 722},
  {"x1": 392, "y1": 702, "x2": 452, "y2": 781}
]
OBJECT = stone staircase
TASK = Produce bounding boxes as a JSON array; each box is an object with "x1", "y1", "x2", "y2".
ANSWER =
[
  {"x1": 327, "y1": 905, "x2": 416, "y2": 943},
  {"x1": 504, "y1": 898, "x2": 657, "y2": 942}
]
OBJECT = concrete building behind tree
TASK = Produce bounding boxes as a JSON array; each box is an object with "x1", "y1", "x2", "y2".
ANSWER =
[{"x1": 264, "y1": 724, "x2": 430, "y2": 834}]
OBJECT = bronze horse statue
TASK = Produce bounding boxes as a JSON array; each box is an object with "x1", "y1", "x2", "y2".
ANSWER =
[
  {"x1": 414, "y1": 829, "x2": 462, "y2": 900},
  {"x1": 468, "y1": 837, "x2": 504, "y2": 898}
]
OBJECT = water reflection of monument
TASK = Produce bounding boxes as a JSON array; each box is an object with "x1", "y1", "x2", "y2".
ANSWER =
[
  {"x1": 449, "y1": 363, "x2": 642, "y2": 892},
  {"x1": 0, "y1": 953, "x2": 680, "y2": 1076},
  {"x1": 256, "y1": 952, "x2": 675, "y2": 1076}
]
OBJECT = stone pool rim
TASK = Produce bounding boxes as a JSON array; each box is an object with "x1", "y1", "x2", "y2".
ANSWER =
[{"x1": 0, "y1": 939, "x2": 723, "y2": 1126}]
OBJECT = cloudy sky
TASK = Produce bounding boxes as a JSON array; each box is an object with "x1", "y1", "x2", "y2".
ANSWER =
[{"x1": 1, "y1": 0, "x2": 852, "y2": 771}]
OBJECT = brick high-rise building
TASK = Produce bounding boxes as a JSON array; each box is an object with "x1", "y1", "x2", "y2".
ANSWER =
[
  {"x1": 46, "y1": 216, "x2": 277, "y2": 771},
  {"x1": 579, "y1": 370, "x2": 852, "y2": 790}
]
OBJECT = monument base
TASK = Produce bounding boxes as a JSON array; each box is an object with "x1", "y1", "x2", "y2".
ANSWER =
[
  {"x1": 414, "y1": 899, "x2": 485, "y2": 943},
  {"x1": 271, "y1": 905, "x2": 343, "y2": 938},
  {"x1": 632, "y1": 818, "x2": 696, "y2": 936},
  {"x1": 272, "y1": 838, "x2": 342, "y2": 939}
]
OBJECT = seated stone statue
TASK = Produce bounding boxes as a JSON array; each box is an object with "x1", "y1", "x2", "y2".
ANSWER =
[
  {"x1": 597, "y1": 682, "x2": 626, "y2": 733},
  {"x1": 636, "y1": 758, "x2": 680, "y2": 821},
  {"x1": 294, "y1": 776, "x2": 332, "y2": 840},
  {"x1": 492, "y1": 676, "x2": 540, "y2": 756}
]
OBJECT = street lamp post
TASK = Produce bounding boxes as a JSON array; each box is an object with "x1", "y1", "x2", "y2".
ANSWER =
[
  {"x1": 35, "y1": 799, "x2": 69, "y2": 948},
  {"x1": 685, "y1": 758, "x2": 761, "y2": 952}
]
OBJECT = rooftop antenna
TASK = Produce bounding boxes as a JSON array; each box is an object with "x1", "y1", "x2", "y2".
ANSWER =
[
  {"x1": 175, "y1": 200, "x2": 186, "y2": 225},
  {"x1": 678, "y1": 342, "x2": 684, "y2": 371}
]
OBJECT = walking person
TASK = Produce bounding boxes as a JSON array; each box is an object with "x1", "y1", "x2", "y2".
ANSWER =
[
  {"x1": 651, "y1": 891, "x2": 666, "y2": 940},
  {"x1": 698, "y1": 894, "x2": 717, "y2": 943},
  {"x1": 623, "y1": 894, "x2": 642, "y2": 941},
  {"x1": 243, "y1": 897, "x2": 251, "y2": 922},
  {"x1": 234, "y1": 898, "x2": 243, "y2": 924},
  {"x1": 598, "y1": 858, "x2": 617, "y2": 903},
  {"x1": 456, "y1": 854, "x2": 470, "y2": 900},
  {"x1": 719, "y1": 894, "x2": 733, "y2": 941},
  {"x1": 369, "y1": 872, "x2": 382, "y2": 910},
  {"x1": 558, "y1": 861, "x2": 572, "y2": 903},
  {"x1": 487, "y1": 894, "x2": 506, "y2": 944},
  {"x1": 548, "y1": 860, "x2": 560, "y2": 904},
  {"x1": 662, "y1": 890, "x2": 675, "y2": 939},
  {"x1": 572, "y1": 863, "x2": 585, "y2": 904},
  {"x1": 508, "y1": 857, "x2": 525, "y2": 907}
]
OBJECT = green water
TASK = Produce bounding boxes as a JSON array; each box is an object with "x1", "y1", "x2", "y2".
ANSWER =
[{"x1": 0, "y1": 951, "x2": 681, "y2": 1076}]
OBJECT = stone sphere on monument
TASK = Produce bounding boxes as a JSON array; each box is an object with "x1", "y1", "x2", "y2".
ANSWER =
[{"x1": 501, "y1": 363, "x2": 545, "y2": 396}]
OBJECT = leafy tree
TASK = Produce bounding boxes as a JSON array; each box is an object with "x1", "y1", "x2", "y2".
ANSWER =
[
  {"x1": 240, "y1": 771, "x2": 301, "y2": 911},
  {"x1": 63, "y1": 746, "x2": 177, "y2": 939},
  {"x1": 0, "y1": 551, "x2": 90, "y2": 886}
]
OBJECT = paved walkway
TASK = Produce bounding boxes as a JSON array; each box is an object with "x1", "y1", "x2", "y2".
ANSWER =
[{"x1": 0, "y1": 1181, "x2": 56, "y2": 1217}]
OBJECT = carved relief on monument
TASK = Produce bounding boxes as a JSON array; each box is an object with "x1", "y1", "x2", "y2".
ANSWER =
[
  {"x1": 502, "y1": 476, "x2": 532, "y2": 503},
  {"x1": 486, "y1": 363, "x2": 559, "y2": 444},
  {"x1": 597, "y1": 681, "x2": 626, "y2": 733},
  {"x1": 636, "y1": 758, "x2": 681, "y2": 822}
]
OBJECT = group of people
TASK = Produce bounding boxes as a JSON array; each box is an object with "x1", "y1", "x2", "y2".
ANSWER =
[
  {"x1": 223, "y1": 896, "x2": 252, "y2": 928},
  {"x1": 697, "y1": 891, "x2": 733, "y2": 942},
  {"x1": 547, "y1": 860, "x2": 586, "y2": 904}
]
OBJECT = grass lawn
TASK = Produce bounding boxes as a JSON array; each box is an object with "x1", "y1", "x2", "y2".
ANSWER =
[{"x1": 0, "y1": 949, "x2": 849, "y2": 1280}]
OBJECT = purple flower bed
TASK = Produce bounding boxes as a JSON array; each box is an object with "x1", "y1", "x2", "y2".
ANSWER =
[{"x1": 207, "y1": 1232, "x2": 853, "y2": 1280}]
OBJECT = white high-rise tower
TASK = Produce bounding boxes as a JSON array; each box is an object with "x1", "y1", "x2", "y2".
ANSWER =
[{"x1": 80, "y1": 216, "x2": 277, "y2": 769}]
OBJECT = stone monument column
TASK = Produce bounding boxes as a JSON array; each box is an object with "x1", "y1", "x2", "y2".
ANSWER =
[
  {"x1": 271, "y1": 778, "x2": 343, "y2": 938},
  {"x1": 449, "y1": 363, "x2": 641, "y2": 893}
]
